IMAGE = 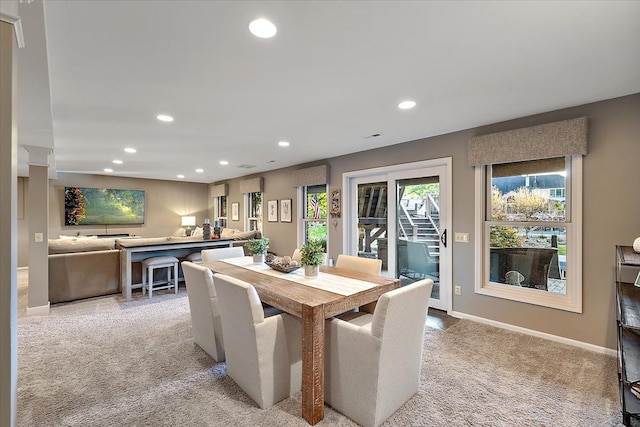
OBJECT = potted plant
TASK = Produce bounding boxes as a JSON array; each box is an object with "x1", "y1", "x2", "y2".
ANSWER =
[
  {"x1": 245, "y1": 237, "x2": 269, "y2": 264},
  {"x1": 300, "y1": 239, "x2": 325, "y2": 277}
]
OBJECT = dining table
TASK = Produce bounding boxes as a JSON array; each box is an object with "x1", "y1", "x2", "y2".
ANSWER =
[{"x1": 203, "y1": 257, "x2": 400, "y2": 425}]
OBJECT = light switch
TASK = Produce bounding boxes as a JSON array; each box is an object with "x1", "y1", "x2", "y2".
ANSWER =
[
  {"x1": 454, "y1": 232, "x2": 469, "y2": 243},
  {"x1": 34, "y1": 232, "x2": 44, "y2": 243}
]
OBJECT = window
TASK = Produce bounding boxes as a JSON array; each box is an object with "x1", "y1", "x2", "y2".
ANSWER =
[
  {"x1": 246, "y1": 191, "x2": 262, "y2": 232},
  {"x1": 475, "y1": 156, "x2": 582, "y2": 312},
  {"x1": 299, "y1": 185, "x2": 327, "y2": 251},
  {"x1": 214, "y1": 195, "x2": 227, "y2": 228}
]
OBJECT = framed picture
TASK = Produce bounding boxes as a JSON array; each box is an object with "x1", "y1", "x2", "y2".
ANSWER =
[
  {"x1": 231, "y1": 202, "x2": 239, "y2": 221},
  {"x1": 280, "y1": 199, "x2": 292, "y2": 223},
  {"x1": 267, "y1": 200, "x2": 278, "y2": 222},
  {"x1": 330, "y1": 189, "x2": 341, "y2": 217}
]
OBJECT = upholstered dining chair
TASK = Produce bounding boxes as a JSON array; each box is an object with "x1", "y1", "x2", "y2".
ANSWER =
[
  {"x1": 181, "y1": 261, "x2": 225, "y2": 362},
  {"x1": 324, "y1": 279, "x2": 433, "y2": 427},
  {"x1": 334, "y1": 254, "x2": 382, "y2": 276},
  {"x1": 201, "y1": 246, "x2": 245, "y2": 263},
  {"x1": 213, "y1": 273, "x2": 302, "y2": 409}
]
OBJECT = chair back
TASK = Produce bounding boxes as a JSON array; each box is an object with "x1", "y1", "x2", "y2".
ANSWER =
[
  {"x1": 335, "y1": 254, "x2": 382, "y2": 275},
  {"x1": 201, "y1": 246, "x2": 245, "y2": 263},
  {"x1": 292, "y1": 248, "x2": 302, "y2": 262},
  {"x1": 182, "y1": 261, "x2": 225, "y2": 361}
]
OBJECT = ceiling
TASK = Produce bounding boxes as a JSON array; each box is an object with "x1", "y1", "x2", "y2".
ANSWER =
[{"x1": 15, "y1": 1, "x2": 640, "y2": 183}]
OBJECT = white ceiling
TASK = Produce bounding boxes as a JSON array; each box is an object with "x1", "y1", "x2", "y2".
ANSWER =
[{"x1": 16, "y1": 0, "x2": 640, "y2": 183}]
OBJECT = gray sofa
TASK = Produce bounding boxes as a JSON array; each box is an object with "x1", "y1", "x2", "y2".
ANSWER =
[{"x1": 48, "y1": 238, "x2": 120, "y2": 304}]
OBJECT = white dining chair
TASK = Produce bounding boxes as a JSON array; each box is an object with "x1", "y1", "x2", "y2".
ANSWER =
[
  {"x1": 324, "y1": 279, "x2": 433, "y2": 427},
  {"x1": 213, "y1": 273, "x2": 302, "y2": 409},
  {"x1": 182, "y1": 261, "x2": 225, "y2": 362},
  {"x1": 335, "y1": 254, "x2": 382, "y2": 275},
  {"x1": 201, "y1": 246, "x2": 244, "y2": 263}
]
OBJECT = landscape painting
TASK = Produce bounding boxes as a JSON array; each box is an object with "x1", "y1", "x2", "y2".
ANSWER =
[{"x1": 64, "y1": 187, "x2": 145, "y2": 225}]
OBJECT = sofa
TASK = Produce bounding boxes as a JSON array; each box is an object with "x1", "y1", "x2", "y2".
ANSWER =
[
  {"x1": 48, "y1": 237, "x2": 120, "y2": 304},
  {"x1": 48, "y1": 229, "x2": 262, "y2": 304}
]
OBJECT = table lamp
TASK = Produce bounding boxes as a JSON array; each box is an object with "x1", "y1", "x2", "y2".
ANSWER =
[{"x1": 181, "y1": 215, "x2": 196, "y2": 236}]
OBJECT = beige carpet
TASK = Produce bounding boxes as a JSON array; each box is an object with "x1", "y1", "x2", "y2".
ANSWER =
[{"x1": 17, "y1": 287, "x2": 623, "y2": 426}]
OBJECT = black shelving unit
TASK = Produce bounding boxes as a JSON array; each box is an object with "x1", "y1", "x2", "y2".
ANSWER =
[{"x1": 616, "y1": 245, "x2": 640, "y2": 426}]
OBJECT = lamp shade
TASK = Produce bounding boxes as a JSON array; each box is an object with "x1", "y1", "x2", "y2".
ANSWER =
[{"x1": 181, "y1": 216, "x2": 196, "y2": 227}]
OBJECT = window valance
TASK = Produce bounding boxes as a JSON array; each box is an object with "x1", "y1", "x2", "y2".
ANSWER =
[
  {"x1": 239, "y1": 177, "x2": 263, "y2": 194},
  {"x1": 468, "y1": 117, "x2": 588, "y2": 167},
  {"x1": 210, "y1": 183, "x2": 228, "y2": 198},
  {"x1": 291, "y1": 165, "x2": 329, "y2": 187}
]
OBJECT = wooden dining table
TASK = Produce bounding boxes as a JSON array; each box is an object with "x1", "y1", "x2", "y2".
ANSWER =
[{"x1": 203, "y1": 259, "x2": 400, "y2": 425}]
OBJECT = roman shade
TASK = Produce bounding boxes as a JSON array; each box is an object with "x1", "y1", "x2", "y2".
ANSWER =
[
  {"x1": 239, "y1": 177, "x2": 263, "y2": 194},
  {"x1": 210, "y1": 183, "x2": 228, "y2": 198},
  {"x1": 468, "y1": 117, "x2": 588, "y2": 167},
  {"x1": 291, "y1": 165, "x2": 328, "y2": 187}
]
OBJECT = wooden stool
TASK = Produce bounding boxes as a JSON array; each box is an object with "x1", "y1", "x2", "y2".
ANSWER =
[
  {"x1": 186, "y1": 252, "x2": 202, "y2": 263},
  {"x1": 141, "y1": 256, "x2": 179, "y2": 298}
]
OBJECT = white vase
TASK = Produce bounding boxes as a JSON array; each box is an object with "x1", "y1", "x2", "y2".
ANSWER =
[
  {"x1": 633, "y1": 237, "x2": 640, "y2": 254},
  {"x1": 253, "y1": 254, "x2": 265, "y2": 264},
  {"x1": 304, "y1": 265, "x2": 319, "y2": 277}
]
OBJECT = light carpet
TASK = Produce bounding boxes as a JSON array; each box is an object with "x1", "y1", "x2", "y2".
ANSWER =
[{"x1": 17, "y1": 290, "x2": 623, "y2": 426}]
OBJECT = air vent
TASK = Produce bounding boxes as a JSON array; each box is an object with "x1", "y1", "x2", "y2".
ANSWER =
[
  {"x1": 237, "y1": 164, "x2": 257, "y2": 169},
  {"x1": 364, "y1": 133, "x2": 382, "y2": 139}
]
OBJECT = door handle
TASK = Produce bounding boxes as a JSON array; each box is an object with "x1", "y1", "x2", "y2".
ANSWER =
[{"x1": 440, "y1": 229, "x2": 447, "y2": 248}]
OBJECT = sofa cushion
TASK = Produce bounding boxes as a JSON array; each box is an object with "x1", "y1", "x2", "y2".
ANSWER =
[
  {"x1": 48, "y1": 238, "x2": 116, "y2": 254},
  {"x1": 220, "y1": 228, "x2": 259, "y2": 240}
]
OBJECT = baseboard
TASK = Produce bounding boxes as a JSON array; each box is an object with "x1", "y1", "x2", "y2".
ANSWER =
[
  {"x1": 18, "y1": 266, "x2": 28, "y2": 271},
  {"x1": 450, "y1": 310, "x2": 616, "y2": 357},
  {"x1": 26, "y1": 302, "x2": 50, "y2": 317}
]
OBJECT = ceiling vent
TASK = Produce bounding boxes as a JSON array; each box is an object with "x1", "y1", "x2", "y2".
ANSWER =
[
  {"x1": 364, "y1": 133, "x2": 382, "y2": 139},
  {"x1": 237, "y1": 164, "x2": 257, "y2": 169}
]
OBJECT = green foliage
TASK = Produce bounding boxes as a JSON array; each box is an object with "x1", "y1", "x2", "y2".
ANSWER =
[
  {"x1": 64, "y1": 187, "x2": 86, "y2": 225},
  {"x1": 245, "y1": 237, "x2": 269, "y2": 255},
  {"x1": 490, "y1": 226, "x2": 524, "y2": 248},
  {"x1": 403, "y1": 184, "x2": 439, "y2": 199},
  {"x1": 300, "y1": 239, "x2": 325, "y2": 266}
]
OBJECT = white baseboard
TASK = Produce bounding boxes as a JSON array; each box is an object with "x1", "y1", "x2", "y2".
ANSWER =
[
  {"x1": 26, "y1": 302, "x2": 50, "y2": 317},
  {"x1": 450, "y1": 310, "x2": 616, "y2": 357},
  {"x1": 18, "y1": 266, "x2": 28, "y2": 271}
]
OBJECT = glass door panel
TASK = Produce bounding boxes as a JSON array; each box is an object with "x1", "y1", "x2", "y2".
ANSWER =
[
  {"x1": 356, "y1": 182, "x2": 388, "y2": 271},
  {"x1": 396, "y1": 177, "x2": 441, "y2": 302}
]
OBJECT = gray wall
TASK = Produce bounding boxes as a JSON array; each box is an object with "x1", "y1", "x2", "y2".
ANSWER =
[
  {"x1": 17, "y1": 173, "x2": 210, "y2": 267},
  {"x1": 213, "y1": 93, "x2": 640, "y2": 349}
]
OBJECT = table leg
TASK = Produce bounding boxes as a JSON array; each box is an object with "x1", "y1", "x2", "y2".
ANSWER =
[
  {"x1": 301, "y1": 304, "x2": 325, "y2": 425},
  {"x1": 120, "y1": 249, "x2": 132, "y2": 301}
]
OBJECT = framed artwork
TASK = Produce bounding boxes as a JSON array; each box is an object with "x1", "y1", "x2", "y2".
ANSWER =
[
  {"x1": 231, "y1": 202, "x2": 239, "y2": 221},
  {"x1": 280, "y1": 199, "x2": 292, "y2": 223},
  {"x1": 267, "y1": 200, "x2": 278, "y2": 222},
  {"x1": 330, "y1": 189, "x2": 341, "y2": 217}
]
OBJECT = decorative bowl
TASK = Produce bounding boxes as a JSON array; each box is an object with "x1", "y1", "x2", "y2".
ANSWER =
[{"x1": 265, "y1": 260, "x2": 301, "y2": 273}]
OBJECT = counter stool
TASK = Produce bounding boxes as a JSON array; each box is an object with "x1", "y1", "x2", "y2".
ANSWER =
[
  {"x1": 186, "y1": 252, "x2": 202, "y2": 263},
  {"x1": 142, "y1": 256, "x2": 179, "y2": 298}
]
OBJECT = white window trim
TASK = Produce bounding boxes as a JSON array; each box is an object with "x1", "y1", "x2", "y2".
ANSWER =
[
  {"x1": 296, "y1": 185, "x2": 328, "y2": 249},
  {"x1": 474, "y1": 156, "x2": 583, "y2": 313},
  {"x1": 244, "y1": 192, "x2": 262, "y2": 232},
  {"x1": 213, "y1": 196, "x2": 227, "y2": 227}
]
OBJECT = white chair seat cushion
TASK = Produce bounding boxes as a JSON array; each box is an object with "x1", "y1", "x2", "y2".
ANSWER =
[{"x1": 142, "y1": 256, "x2": 178, "y2": 266}]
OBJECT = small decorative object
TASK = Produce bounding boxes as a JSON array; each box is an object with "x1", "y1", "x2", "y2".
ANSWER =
[
  {"x1": 633, "y1": 237, "x2": 640, "y2": 254},
  {"x1": 202, "y1": 219, "x2": 211, "y2": 240},
  {"x1": 330, "y1": 189, "x2": 341, "y2": 217},
  {"x1": 267, "y1": 200, "x2": 278, "y2": 222},
  {"x1": 245, "y1": 237, "x2": 269, "y2": 264},
  {"x1": 280, "y1": 199, "x2": 292, "y2": 222},
  {"x1": 300, "y1": 239, "x2": 324, "y2": 277},
  {"x1": 265, "y1": 255, "x2": 301, "y2": 273},
  {"x1": 635, "y1": 271, "x2": 640, "y2": 287}
]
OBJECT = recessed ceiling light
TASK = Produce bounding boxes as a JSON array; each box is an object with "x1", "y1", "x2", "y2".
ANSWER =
[
  {"x1": 124, "y1": 147, "x2": 137, "y2": 153},
  {"x1": 195, "y1": 168, "x2": 204, "y2": 173},
  {"x1": 249, "y1": 18, "x2": 277, "y2": 38},
  {"x1": 398, "y1": 100, "x2": 416, "y2": 110},
  {"x1": 177, "y1": 174, "x2": 185, "y2": 179},
  {"x1": 104, "y1": 168, "x2": 113, "y2": 173},
  {"x1": 219, "y1": 160, "x2": 229, "y2": 166},
  {"x1": 157, "y1": 114, "x2": 174, "y2": 122},
  {"x1": 112, "y1": 159, "x2": 123, "y2": 164},
  {"x1": 278, "y1": 141, "x2": 290, "y2": 147}
]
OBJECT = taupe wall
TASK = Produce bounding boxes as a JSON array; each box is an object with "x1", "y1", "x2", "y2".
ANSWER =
[
  {"x1": 213, "y1": 93, "x2": 640, "y2": 349},
  {"x1": 17, "y1": 173, "x2": 210, "y2": 267}
]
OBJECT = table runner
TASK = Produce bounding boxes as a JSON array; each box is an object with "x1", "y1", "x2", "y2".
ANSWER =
[{"x1": 220, "y1": 256, "x2": 378, "y2": 296}]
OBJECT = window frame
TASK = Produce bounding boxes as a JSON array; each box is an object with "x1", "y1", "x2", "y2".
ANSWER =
[
  {"x1": 214, "y1": 195, "x2": 227, "y2": 228},
  {"x1": 245, "y1": 191, "x2": 262, "y2": 232},
  {"x1": 297, "y1": 184, "x2": 328, "y2": 248},
  {"x1": 474, "y1": 155, "x2": 583, "y2": 313}
]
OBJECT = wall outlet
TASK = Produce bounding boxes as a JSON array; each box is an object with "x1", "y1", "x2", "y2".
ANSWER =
[
  {"x1": 34, "y1": 232, "x2": 43, "y2": 243},
  {"x1": 455, "y1": 232, "x2": 469, "y2": 243},
  {"x1": 454, "y1": 285, "x2": 461, "y2": 295}
]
